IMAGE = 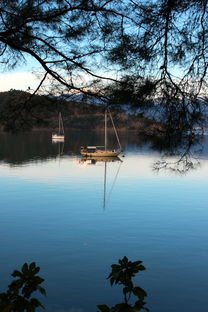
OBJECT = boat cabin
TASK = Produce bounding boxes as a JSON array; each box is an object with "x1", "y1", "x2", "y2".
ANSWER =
[{"x1": 81, "y1": 146, "x2": 104, "y2": 153}]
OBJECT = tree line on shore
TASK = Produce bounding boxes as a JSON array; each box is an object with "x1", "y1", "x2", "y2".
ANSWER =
[
  {"x1": 1, "y1": 0, "x2": 208, "y2": 138},
  {"x1": 0, "y1": 89, "x2": 161, "y2": 134}
]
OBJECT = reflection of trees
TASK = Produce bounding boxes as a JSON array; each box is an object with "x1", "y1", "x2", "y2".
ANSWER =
[
  {"x1": 0, "y1": 132, "x2": 59, "y2": 166},
  {"x1": 0, "y1": 129, "x2": 207, "y2": 173},
  {"x1": 0, "y1": 130, "x2": 141, "y2": 166},
  {"x1": 153, "y1": 153, "x2": 201, "y2": 174},
  {"x1": 151, "y1": 132, "x2": 203, "y2": 174}
]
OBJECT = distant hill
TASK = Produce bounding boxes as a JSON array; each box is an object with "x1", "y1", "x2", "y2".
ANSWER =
[{"x1": 0, "y1": 90, "x2": 163, "y2": 134}]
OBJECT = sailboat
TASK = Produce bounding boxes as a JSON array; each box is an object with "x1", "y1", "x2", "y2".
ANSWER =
[
  {"x1": 52, "y1": 112, "x2": 65, "y2": 141},
  {"x1": 80, "y1": 107, "x2": 121, "y2": 157}
]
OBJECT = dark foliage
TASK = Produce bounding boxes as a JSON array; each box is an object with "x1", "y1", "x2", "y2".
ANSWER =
[
  {"x1": 97, "y1": 256, "x2": 149, "y2": 312},
  {"x1": 0, "y1": 262, "x2": 46, "y2": 312},
  {"x1": 1, "y1": 258, "x2": 148, "y2": 312},
  {"x1": 0, "y1": 90, "x2": 57, "y2": 132},
  {"x1": 0, "y1": 89, "x2": 160, "y2": 133},
  {"x1": 0, "y1": 0, "x2": 208, "y2": 134},
  {"x1": 0, "y1": 90, "x2": 105, "y2": 132}
]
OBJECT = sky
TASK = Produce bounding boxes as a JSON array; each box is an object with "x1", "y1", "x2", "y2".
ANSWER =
[
  {"x1": 0, "y1": 71, "x2": 41, "y2": 92},
  {"x1": 0, "y1": 55, "x2": 43, "y2": 92}
]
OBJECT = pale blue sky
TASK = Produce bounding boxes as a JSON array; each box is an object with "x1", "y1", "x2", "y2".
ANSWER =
[{"x1": 0, "y1": 55, "x2": 42, "y2": 92}]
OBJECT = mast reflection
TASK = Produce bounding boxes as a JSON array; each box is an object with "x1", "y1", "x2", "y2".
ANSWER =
[{"x1": 80, "y1": 156, "x2": 122, "y2": 209}]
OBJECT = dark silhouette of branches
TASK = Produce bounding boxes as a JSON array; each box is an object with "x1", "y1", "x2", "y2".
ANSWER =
[
  {"x1": 0, "y1": 0, "x2": 130, "y2": 94},
  {"x1": 0, "y1": 0, "x2": 208, "y2": 133},
  {"x1": 151, "y1": 131, "x2": 203, "y2": 174}
]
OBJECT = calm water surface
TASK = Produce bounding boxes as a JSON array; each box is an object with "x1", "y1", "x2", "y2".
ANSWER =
[{"x1": 0, "y1": 131, "x2": 208, "y2": 312}]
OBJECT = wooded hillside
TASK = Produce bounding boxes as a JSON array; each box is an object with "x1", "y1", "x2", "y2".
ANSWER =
[{"x1": 0, "y1": 90, "x2": 162, "y2": 134}]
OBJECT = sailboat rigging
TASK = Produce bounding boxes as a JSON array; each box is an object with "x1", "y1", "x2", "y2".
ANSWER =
[
  {"x1": 80, "y1": 107, "x2": 121, "y2": 157},
  {"x1": 52, "y1": 112, "x2": 65, "y2": 141}
]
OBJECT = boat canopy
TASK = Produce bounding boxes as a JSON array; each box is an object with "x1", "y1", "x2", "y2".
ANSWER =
[
  {"x1": 86, "y1": 146, "x2": 97, "y2": 149},
  {"x1": 86, "y1": 146, "x2": 104, "y2": 149}
]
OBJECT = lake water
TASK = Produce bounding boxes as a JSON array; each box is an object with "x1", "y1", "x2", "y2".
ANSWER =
[{"x1": 0, "y1": 131, "x2": 208, "y2": 312}]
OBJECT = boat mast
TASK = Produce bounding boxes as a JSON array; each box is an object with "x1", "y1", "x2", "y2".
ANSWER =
[
  {"x1": 61, "y1": 113, "x2": 65, "y2": 135},
  {"x1": 59, "y1": 112, "x2": 65, "y2": 135},
  {"x1": 104, "y1": 107, "x2": 107, "y2": 150},
  {"x1": 108, "y1": 108, "x2": 122, "y2": 151},
  {"x1": 58, "y1": 112, "x2": 61, "y2": 135}
]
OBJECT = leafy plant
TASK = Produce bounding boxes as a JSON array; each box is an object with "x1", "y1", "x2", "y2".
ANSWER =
[
  {"x1": 97, "y1": 256, "x2": 149, "y2": 312},
  {"x1": 0, "y1": 258, "x2": 148, "y2": 312},
  {"x1": 0, "y1": 262, "x2": 46, "y2": 312}
]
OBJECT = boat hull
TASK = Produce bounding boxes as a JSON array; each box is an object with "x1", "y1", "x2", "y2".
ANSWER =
[
  {"x1": 52, "y1": 134, "x2": 64, "y2": 141},
  {"x1": 81, "y1": 156, "x2": 121, "y2": 163},
  {"x1": 80, "y1": 150, "x2": 120, "y2": 157}
]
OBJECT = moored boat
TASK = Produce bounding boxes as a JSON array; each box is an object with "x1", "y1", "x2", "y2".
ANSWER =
[
  {"x1": 52, "y1": 112, "x2": 65, "y2": 141},
  {"x1": 80, "y1": 107, "x2": 121, "y2": 157},
  {"x1": 80, "y1": 146, "x2": 120, "y2": 157}
]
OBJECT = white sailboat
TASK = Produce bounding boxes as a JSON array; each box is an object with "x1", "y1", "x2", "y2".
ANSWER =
[
  {"x1": 80, "y1": 107, "x2": 121, "y2": 157},
  {"x1": 52, "y1": 112, "x2": 65, "y2": 141}
]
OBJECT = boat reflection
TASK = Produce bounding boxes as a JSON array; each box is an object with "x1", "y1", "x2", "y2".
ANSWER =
[
  {"x1": 52, "y1": 140, "x2": 65, "y2": 158},
  {"x1": 80, "y1": 156, "x2": 122, "y2": 209},
  {"x1": 80, "y1": 156, "x2": 122, "y2": 165}
]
